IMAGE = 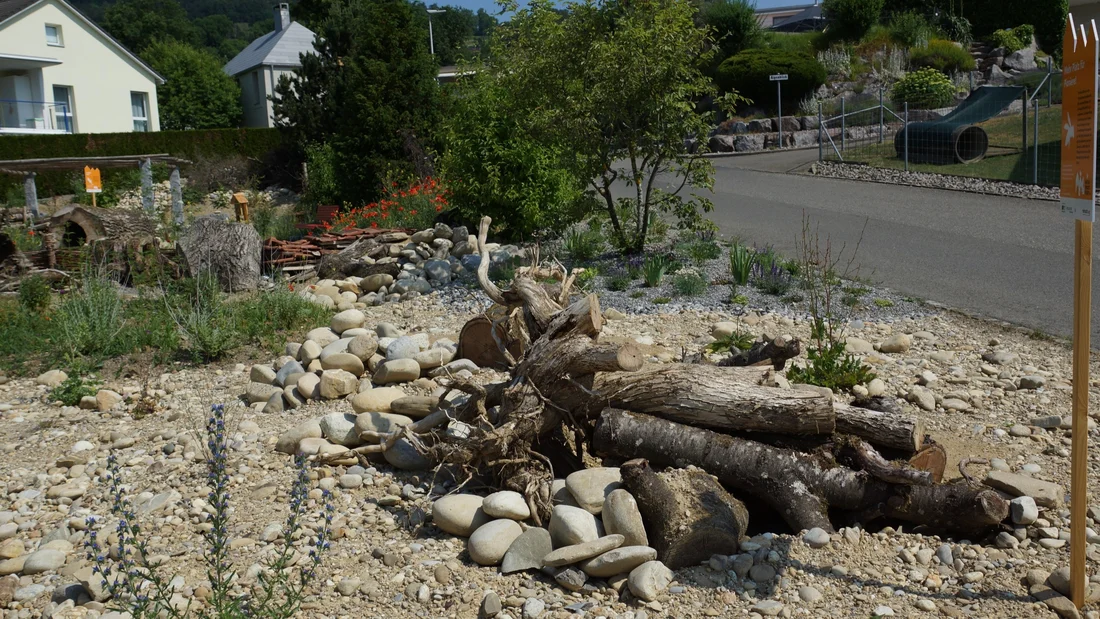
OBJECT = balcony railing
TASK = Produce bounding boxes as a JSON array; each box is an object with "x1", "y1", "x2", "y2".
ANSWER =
[{"x1": 0, "y1": 99, "x2": 72, "y2": 134}]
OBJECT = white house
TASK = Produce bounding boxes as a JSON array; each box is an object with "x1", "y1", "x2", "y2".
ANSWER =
[
  {"x1": 0, "y1": 0, "x2": 163, "y2": 134},
  {"x1": 224, "y1": 4, "x2": 317, "y2": 128}
]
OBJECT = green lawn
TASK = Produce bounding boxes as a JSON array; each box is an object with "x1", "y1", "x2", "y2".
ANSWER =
[{"x1": 834, "y1": 104, "x2": 1061, "y2": 186}]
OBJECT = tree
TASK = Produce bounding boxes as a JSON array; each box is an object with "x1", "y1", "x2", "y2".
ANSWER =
[
  {"x1": 472, "y1": 0, "x2": 739, "y2": 252},
  {"x1": 143, "y1": 40, "x2": 241, "y2": 129},
  {"x1": 273, "y1": 0, "x2": 442, "y2": 206},
  {"x1": 822, "y1": 0, "x2": 885, "y2": 41},
  {"x1": 427, "y1": 4, "x2": 477, "y2": 66},
  {"x1": 701, "y1": 0, "x2": 761, "y2": 60},
  {"x1": 475, "y1": 8, "x2": 498, "y2": 36},
  {"x1": 101, "y1": 0, "x2": 196, "y2": 53}
]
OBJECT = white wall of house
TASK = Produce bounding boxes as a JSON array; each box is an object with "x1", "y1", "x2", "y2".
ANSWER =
[
  {"x1": 237, "y1": 64, "x2": 295, "y2": 128},
  {"x1": 0, "y1": 0, "x2": 161, "y2": 133}
]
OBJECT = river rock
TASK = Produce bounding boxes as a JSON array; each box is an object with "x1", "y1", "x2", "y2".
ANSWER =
[
  {"x1": 879, "y1": 333, "x2": 911, "y2": 353},
  {"x1": 297, "y1": 373, "x2": 320, "y2": 400},
  {"x1": 581, "y1": 546, "x2": 658, "y2": 578},
  {"x1": 354, "y1": 412, "x2": 413, "y2": 441},
  {"x1": 22, "y1": 549, "x2": 65, "y2": 574},
  {"x1": 330, "y1": 309, "x2": 367, "y2": 334},
  {"x1": 350, "y1": 387, "x2": 406, "y2": 413},
  {"x1": 361, "y1": 274, "x2": 394, "y2": 293},
  {"x1": 433, "y1": 495, "x2": 491, "y2": 537},
  {"x1": 501, "y1": 527, "x2": 552, "y2": 574},
  {"x1": 548, "y1": 505, "x2": 604, "y2": 548},
  {"x1": 374, "y1": 359, "x2": 421, "y2": 384},
  {"x1": 384, "y1": 437, "x2": 431, "y2": 470},
  {"x1": 543, "y1": 535, "x2": 625, "y2": 567},
  {"x1": 386, "y1": 336, "x2": 421, "y2": 361},
  {"x1": 348, "y1": 333, "x2": 380, "y2": 361},
  {"x1": 628, "y1": 560, "x2": 672, "y2": 602},
  {"x1": 482, "y1": 491, "x2": 531, "y2": 520},
  {"x1": 565, "y1": 467, "x2": 622, "y2": 514},
  {"x1": 275, "y1": 420, "x2": 322, "y2": 454},
  {"x1": 306, "y1": 327, "x2": 340, "y2": 347},
  {"x1": 95, "y1": 389, "x2": 123, "y2": 412},
  {"x1": 275, "y1": 360, "x2": 305, "y2": 387},
  {"x1": 985, "y1": 471, "x2": 1063, "y2": 507},
  {"x1": 602, "y1": 489, "x2": 648, "y2": 547},
  {"x1": 468, "y1": 519, "x2": 523, "y2": 566},
  {"x1": 1011, "y1": 496, "x2": 1039, "y2": 525},
  {"x1": 320, "y1": 353, "x2": 365, "y2": 377},
  {"x1": 412, "y1": 348, "x2": 453, "y2": 370},
  {"x1": 250, "y1": 364, "x2": 277, "y2": 384},
  {"x1": 36, "y1": 370, "x2": 68, "y2": 387},
  {"x1": 318, "y1": 412, "x2": 360, "y2": 447},
  {"x1": 246, "y1": 382, "x2": 282, "y2": 404},
  {"x1": 319, "y1": 369, "x2": 357, "y2": 399},
  {"x1": 299, "y1": 340, "x2": 323, "y2": 365},
  {"x1": 318, "y1": 337, "x2": 352, "y2": 361}
]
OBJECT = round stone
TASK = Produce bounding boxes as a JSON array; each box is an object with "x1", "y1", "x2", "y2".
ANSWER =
[
  {"x1": 579, "y1": 545, "x2": 657, "y2": 577},
  {"x1": 482, "y1": 491, "x2": 531, "y2": 520},
  {"x1": 385, "y1": 336, "x2": 421, "y2": 361},
  {"x1": 23, "y1": 548, "x2": 65, "y2": 574},
  {"x1": 799, "y1": 586, "x2": 822, "y2": 603},
  {"x1": 433, "y1": 494, "x2": 491, "y2": 537},
  {"x1": 321, "y1": 353, "x2": 365, "y2": 377},
  {"x1": 468, "y1": 519, "x2": 523, "y2": 566},
  {"x1": 602, "y1": 489, "x2": 648, "y2": 547},
  {"x1": 373, "y1": 359, "x2": 421, "y2": 384},
  {"x1": 803, "y1": 527, "x2": 831, "y2": 548},
  {"x1": 564, "y1": 467, "x2": 622, "y2": 515},
  {"x1": 348, "y1": 333, "x2": 380, "y2": 361},
  {"x1": 383, "y1": 437, "x2": 432, "y2": 471},
  {"x1": 318, "y1": 412, "x2": 360, "y2": 447},
  {"x1": 350, "y1": 387, "x2": 406, "y2": 413},
  {"x1": 627, "y1": 560, "x2": 672, "y2": 602},
  {"x1": 306, "y1": 327, "x2": 340, "y2": 347},
  {"x1": 548, "y1": 505, "x2": 603, "y2": 548},
  {"x1": 330, "y1": 309, "x2": 367, "y2": 334},
  {"x1": 354, "y1": 412, "x2": 413, "y2": 441}
]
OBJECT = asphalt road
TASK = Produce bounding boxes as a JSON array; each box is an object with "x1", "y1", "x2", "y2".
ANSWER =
[{"x1": 701, "y1": 149, "x2": 1097, "y2": 341}]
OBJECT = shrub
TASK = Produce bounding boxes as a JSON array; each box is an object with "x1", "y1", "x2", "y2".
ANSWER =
[
  {"x1": 685, "y1": 239, "x2": 721, "y2": 265},
  {"x1": 4, "y1": 225, "x2": 42, "y2": 252},
  {"x1": 642, "y1": 255, "x2": 674, "y2": 288},
  {"x1": 938, "y1": 14, "x2": 973, "y2": 46},
  {"x1": 989, "y1": 24, "x2": 1034, "y2": 53},
  {"x1": 702, "y1": 0, "x2": 762, "y2": 59},
  {"x1": 816, "y1": 47, "x2": 852, "y2": 77},
  {"x1": 910, "y1": 39, "x2": 977, "y2": 74},
  {"x1": 575, "y1": 268, "x2": 599, "y2": 291},
  {"x1": 891, "y1": 68, "x2": 956, "y2": 109},
  {"x1": 716, "y1": 49, "x2": 827, "y2": 112},
  {"x1": 761, "y1": 31, "x2": 821, "y2": 55},
  {"x1": 331, "y1": 178, "x2": 449, "y2": 231},
  {"x1": 672, "y1": 269, "x2": 708, "y2": 296},
  {"x1": 822, "y1": 0, "x2": 885, "y2": 41},
  {"x1": 165, "y1": 272, "x2": 235, "y2": 363},
  {"x1": 729, "y1": 245, "x2": 755, "y2": 286},
  {"x1": 563, "y1": 228, "x2": 606, "y2": 263},
  {"x1": 607, "y1": 273, "x2": 632, "y2": 292},
  {"x1": 86, "y1": 404, "x2": 334, "y2": 619},
  {"x1": 888, "y1": 10, "x2": 934, "y2": 48},
  {"x1": 787, "y1": 340, "x2": 875, "y2": 392},
  {"x1": 752, "y1": 258, "x2": 793, "y2": 295},
  {"x1": 56, "y1": 270, "x2": 124, "y2": 361},
  {"x1": 707, "y1": 330, "x2": 755, "y2": 353},
  {"x1": 489, "y1": 256, "x2": 522, "y2": 284},
  {"x1": 250, "y1": 192, "x2": 298, "y2": 241},
  {"x1": 18, "y1": 275, "x2": 50, "y2": 314},
  {"x1": 49, "y1": 373, "x2": 99, "y2": 406},
  {"x1": 303, "y1": 143, "x2": 340, "y2": 208}
]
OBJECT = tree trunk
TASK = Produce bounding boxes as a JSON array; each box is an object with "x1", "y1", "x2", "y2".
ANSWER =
[
  {"x1": 620, "y1": 458, "x2": 747, "y2": 569},
  {"x1": 316, "y1": 237, "x2": 380, "y2": 279},
  {"x1": 593, "y1": 409, "x2": 1008, "y2": 537},
  {"x1": 178, "y1": 215, "x2": 262, "y2": 292},
  {"x1": 718, "y1": 336, "x2": 802, "y2": 370},
  {"x1": 834, "y1": 403, "x2": 926, "y2": 455}
]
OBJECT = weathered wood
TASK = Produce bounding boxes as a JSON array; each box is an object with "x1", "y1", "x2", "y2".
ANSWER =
[
  {"x1": 178, "y1": 215, "x2": 262, "y2": 292},
  {"x1": 316, "y1": 237, "x2": 381, "y2": 279},
  {"x1": 837, "y1": 437, "x2": 931, "y2": 486},
  {"x1": 718, "y1": 336, "x2": 802, "y2": 370},
  {"x1": 588, "y1": 365, "x2": 836, "y2": 436},
  {"x1": 909, "y1": 442, "x2": 947, "y2": 483},
  {"x1": 593, "y1": 409, "x2": 1008, "y2": 536},
  {"x1": 620, "y1": 458, "x2": 747, "y2": 569},
  {"x1": 834, "y1": 403, "x2": 926, "y2": 454}
]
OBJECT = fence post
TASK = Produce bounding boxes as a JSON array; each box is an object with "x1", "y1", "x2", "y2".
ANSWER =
[
  {"x1": 818, "y1": 102, "x2": 823, "y2": 162},
  {"x1": 841, "y1": 97, "x2": 846, "y2": 153},
  {"x1": 1048, "y1": 60, "x2": 1054, "y2": 108},
  {"x1": 969, "y1": 71, "x2": 974, "y2": 93},
  {"x1": 24, "y1": 172, "x2": 40, "y2": 220},
  {"x1": 170, "y1": 166, "x2": 184, "y2": 225},
  {"x1": 879, "y1": 88, "x2": 884, "y2": 144},
  {"x1": 904, "y1": 103, "x2": 909, "y2": 172},
  {"x1": 1034, "y1": 98, "x2": 1040, "y2": 185},
  {"x1": 1021, "y1": 89, "x2": 1028, "y2": 157},
  {"x1": 141, "y1": 158, "x2": 154, "y2": 214}
]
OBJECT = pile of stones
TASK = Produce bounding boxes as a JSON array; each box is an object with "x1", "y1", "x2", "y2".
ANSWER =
[
  {"x1": 294, "y1": 224, "x2": 525, "y2": 309},
  {"x1": 431, "y1": 466, "x2": 679, "y2": 609}
]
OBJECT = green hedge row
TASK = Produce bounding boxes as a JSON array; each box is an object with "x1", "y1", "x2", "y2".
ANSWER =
[{"x1": 0, "y1": 128, "x2": 292, "y2": 200}]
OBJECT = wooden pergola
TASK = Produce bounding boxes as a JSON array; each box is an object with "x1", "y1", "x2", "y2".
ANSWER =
[{"x1": 0, "y1": 154, "x2": 192, "y2": 224}]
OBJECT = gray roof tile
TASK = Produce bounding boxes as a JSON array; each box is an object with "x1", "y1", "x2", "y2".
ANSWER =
[{"x1": 223, "y1": 21, "x2": 317, "y2": 76}]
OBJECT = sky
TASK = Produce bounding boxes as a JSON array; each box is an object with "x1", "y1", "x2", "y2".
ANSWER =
[{"x1": 446, "y1": 0, "x2": 809, "y2": 18}]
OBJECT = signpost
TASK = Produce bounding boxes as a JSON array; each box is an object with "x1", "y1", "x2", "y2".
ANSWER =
[
  {"x1": 83, "y1": 166, "x2": 102, "y2": 208},
  {"x1": 1061, "y1": 12, "x2": 1098, "y2": 610},
  {"x1": 771, "y1": 73, "x2": 788, "y2": 148}
]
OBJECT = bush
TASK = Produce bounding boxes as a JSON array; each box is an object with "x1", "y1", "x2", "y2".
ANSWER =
[
  {"x1": 563, "y1": 227, "x2": 606, "y2": 263},
  {"x1": 56, "y1": 270, "x2": 124, "y2": 361},
  {"x1": 303, "y1": 143, "x2": 339, "y2": 208},
  {"x1": 250, "y1": 192, "x2": 298, "y2": 241},
  {"x1": 989, "y1": 24, "x2": 1034, "y2": 53},
  {"x1": 891, "y1": 68, "x2": 956, "y2": 109},
  {"x1": 715, "y1": 49, "x2": 828, "y2": 112},
  {"x1": 49, "y1": 373, "x2": 99, "y2": 406},
  {"x1": 963, "y1": 0, "x2": 1064, "y2": 60},
  {"x1": 888, "y1": 10, "x2": 934, "y2": 48},
  {"x1": 702, "y1": 0, "x2": 762, "y2": 59},
  {"x1": 672, "y1": 269, "x2": 708, "y2": 296},
  {"x1": 685, "y1": 239, "x2": 721, "y2": 265},
  {"x1": 752, "y1": 258, "x2": 793, "y2": 295},
  {"x1": 331, "y1": 178, "x2": 449, "y2": 232},
  {"x1": 761, "y1": 31, "x2": 821, "y2": 54},
  {"x1": 816, "y1": 47, "x2": 852, "y2": 77},
  {"x1": 18, "y1": 275, "x2": 50, "y2": 314},
  {"x1": 822, "y1": 0, "x2": 885, "y2": 41},
  {"x1": 3, "y1": 225, "x2": 41, "y2": 252},
  {"x1": 787, "y1": 340, "x2": 875, "y2": 392},
  {"x1": 938, "y1": 14, "x2": 973, "y2": 46},
  {"x1": 607, "y1": 272, "x2": 632, "y2": 292},
  {"x1": 909, "y1": 39, "x2": 976, "y2": 74},
  {"x1": 165, "y1": 272, "x2": 235, "y2": 363}
]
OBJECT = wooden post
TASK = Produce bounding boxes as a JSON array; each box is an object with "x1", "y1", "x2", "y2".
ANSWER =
[
  {"x1": 140, "y1": 158, "x2": 154, "y2": 213},
  {"x1": 1071, "y1": 218, "x2": 1092, "y2": 608},
  {"x1": 23, "y1": 172, "x2": 39, "y2": 219},
  {"x1": 170, "y1": 166, "x2": 184, "y2": 225}
]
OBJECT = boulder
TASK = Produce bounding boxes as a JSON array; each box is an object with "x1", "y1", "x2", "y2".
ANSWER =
[
  {"x1": 354, "y1": 412, "x2": 413, "y2": 441},
  {"x1": 275, "y1": 360, "x2": 305, "y2": 387},
  {"x1": 565, "y1": 467, "x2": 623, "y2": 514},
  {"x1": 548, "y1": 505, "x2": 603, "y2": 548},
  {"x1": 318, "y1": 338, "x2": 352, "y2": 362},
  {"x1": 580, "y1": 546, "x2": 657, "y2": 578},
  {"x1": 361, "y1": 274, "x2": 394, "y2": 293},
  {"x1": 985, "y1": 471, "x2": 1063, "y2": 507},
  {"x1": 543, "y1": 535, "x2": 624, "y2": 567},
  {"x1": 1004, "y1": 48, "x2": 1037, "y2": 72},
  {"x1": 384, "y1": 437, "x2": 432, "y2": 470},
  {"x1": 296, "y1": 373, "x2": 321, "y2": 400},
  {"x1": 318, "y1": 369, "x2": 357, "y2": 399},
  {"x1": 628, "y1": 560, "x2": 673, "y2": 602},
  {"x1": 501, "y1": 527, "x2": 552, "y2": 574},
  {"x1": 299, "y1": 340, "x2": 323, "y2": 365},
  {"x1": 318, "y1": 412, "x2": 360, "y2": 447},
  {"x1": 246, "y1": 382, "x2": 282, "y2": 404},
  {"x1": 468, "y1": 520, "x2": 523, "y2": 566},
  {"x1": 330, "y1": 309, "x2": 367, "y2": 334},
  {"x1": 386, "y1": 336, "x2": 421, "y2": 361},
  {"x1": 320, "y1": 353, "x2": 365, "y2": 377},
  {"x1": 250, "y1": 364, "x2": 277, "y2": 384},
  {"x1": 350, "y1": 387, "x2": 406, "y2": 413},
  {"x1": 602, "y1": 489, "x2": 648, "y2": 547},
  {"x1": 482, "y1": 491, "x2": 531, "y2": 520},
  {"x1": 374, "y1": 359, "x2": 422, "y2": 384},
  {"x1": 433, "y1": 494, "x2": 491, "y2": 537},
  {"x1": 348, "y1": 333, "x2": 380, "y2": 361},
  {"x1": 305, "y1": 327, "x2": 340, "y2": 348},
  {"x1": 36, "y1": 370, "x2": 68, "y2": 387},
  {"x1": 95, "y1": 389, "x2": 123, "y2": 412}
]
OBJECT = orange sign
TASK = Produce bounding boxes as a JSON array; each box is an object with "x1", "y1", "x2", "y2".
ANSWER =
[
  {"x1": 1062, "y1": 14, "x2": 1099, "y2": 221},
  {"x1": 83, "y1": 166, "x2": 102, "y2": 194}
]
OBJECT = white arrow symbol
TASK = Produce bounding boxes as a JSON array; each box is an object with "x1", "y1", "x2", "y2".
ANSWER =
[{"x1": 1066, "y1": 114, "x2": 1076, "y2": 146}]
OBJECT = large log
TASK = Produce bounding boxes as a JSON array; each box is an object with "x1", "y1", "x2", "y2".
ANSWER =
[
  {"x1": 316, "y1": 237, "x2": 381, "y2": 279},
  {"x1": 834, "y1": 403, "x2": 926, "y2": 454},
  {"x1": 593, "y1": 409, "x2": 1008, "y2": 537},
  {"x1": 178, "y1": 215, "x2": 262, "y2": 292}
]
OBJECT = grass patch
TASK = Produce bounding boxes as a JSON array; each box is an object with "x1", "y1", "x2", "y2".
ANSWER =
[
  {"x1": 873, "y1": 298, "x2": 894, "y2": 308},
  {"x1": 653, "y1": 296, "x2": 671, "y2": 304}
]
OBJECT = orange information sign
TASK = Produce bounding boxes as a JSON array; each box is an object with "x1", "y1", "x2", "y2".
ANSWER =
[
  {"x1": 1061, "y1": 14, "x2": 1099, "y2": 221},
  {"x1": 83, "y1": 166, "x2": 102, "y2": 194}
]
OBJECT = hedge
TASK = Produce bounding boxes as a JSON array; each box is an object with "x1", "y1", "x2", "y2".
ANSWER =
[
  {"x1": 715, "y1": 49, "x2": 827, "y2": 113},
  {"x1": 0, "y1": 128, "x2": 291, "y2": 199}
]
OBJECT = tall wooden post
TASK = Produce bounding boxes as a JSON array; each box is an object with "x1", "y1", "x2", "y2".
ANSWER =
[
  {"x1": 140, "y1": 158, "x2": 154, "y2": 213},
  {"x1": 23, "y1": 172, "x2": 40, "y2": 220},
  {"x1": 1071, "y1": 219, "x2": 1092, "y2": 608},
  {"x1": 170, "y1": 166, "x2": 184, "y2": 225}
]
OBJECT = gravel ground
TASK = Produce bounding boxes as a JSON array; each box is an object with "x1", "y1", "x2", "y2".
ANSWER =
[{"x1": 809, "y1": 161, "x2": 1059, "y2": 201}]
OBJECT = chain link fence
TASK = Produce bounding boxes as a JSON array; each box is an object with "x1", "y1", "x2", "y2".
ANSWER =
[{"x1": 819, "y1": 70, "x2": 1062, "y2": 187}]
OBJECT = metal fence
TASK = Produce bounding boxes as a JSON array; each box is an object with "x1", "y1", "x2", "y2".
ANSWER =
[{"x1": 819, "y1": 71, "x2": 1062, "y2": 188}]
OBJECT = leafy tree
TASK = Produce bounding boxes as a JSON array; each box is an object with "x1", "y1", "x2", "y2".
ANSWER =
[
  {"x1": 273, "y1": 0, "x2": 442, "y2": 206},
  {"x1": 475, "y1": 8, "x2": 498, "y2": 36},
  {"x1": 417, "y1": 3, "x2": 477, "y2": 65},
  {"x1": 822, "y1": 0, "x2": 885, "y2": 41},
  {"x1": 101, "y1": 0, "x2": 197, "y2": 52},
  {"x1": 143, "y1": 40, "x2": 241, "y2": 129},
  {"x1": 701, "y1": 0, "x2": 761, "y2": 60},
  {"x1": 472, "y1": 0, "x2": 739, "y2": 252}
]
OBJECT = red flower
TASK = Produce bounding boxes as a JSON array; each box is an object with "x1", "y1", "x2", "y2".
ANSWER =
[{"x1": 370, "y1": 222, "x2": 378, "y2": 229}]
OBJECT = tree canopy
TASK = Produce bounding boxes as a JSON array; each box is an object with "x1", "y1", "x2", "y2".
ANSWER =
[
  {"x1": 142, "y1": 39, "x2": 241, "y2": 130},
  {"x1": 101, "y1": 0, "x2": 196, "y2": 54}
]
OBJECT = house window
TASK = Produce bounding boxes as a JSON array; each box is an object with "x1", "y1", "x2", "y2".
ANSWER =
[
  {"x1": 45, "y1": 24, "x2": 62, "y2": 46},
  {"x1": 131, "y1": 92, "x2": 149, "y2": 132},
  {"x1": 251, "y1": 71, "x2": 261, "y2": 105},
  {"x1": 52, "y1": 86, "x2": 73, "y2": 132}
]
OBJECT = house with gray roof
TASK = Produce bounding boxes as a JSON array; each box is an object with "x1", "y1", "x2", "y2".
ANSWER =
[{"x1": 223, "y1": 3, "x2": 316, "y2": 128}]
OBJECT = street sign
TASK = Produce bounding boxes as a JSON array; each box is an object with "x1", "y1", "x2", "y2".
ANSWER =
[
  {"x1": 1062, "y1": 12, "x2": 1099, "y2": 611},
  {"x1": 83, "y1": 166, "x2": 101, "y2": 194},
  {"x1": 1061, "y1": 15, "x2": 1098, "y2": 221},
  {"x1": 769, "y1": 74, "x2": 788, "y2": 81}
]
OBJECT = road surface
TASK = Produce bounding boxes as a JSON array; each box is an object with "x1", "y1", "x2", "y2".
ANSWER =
[{"x1": 702, "y1": 149, "x2": 1095, "y2": 341}]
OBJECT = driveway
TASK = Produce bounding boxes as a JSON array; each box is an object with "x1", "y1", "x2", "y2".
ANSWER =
[{"x1": 702, "y1": 150, "x2": 1095, "y2": 341}]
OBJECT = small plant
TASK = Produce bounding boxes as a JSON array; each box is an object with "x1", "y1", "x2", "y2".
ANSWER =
[
  {"x1": 607, "y1": 272, "x2": 632, "y2": 292},
  {"x1": 643, "y1": 255, "x2": 674, "y2": 288},
  {"x1": 672, "y1": 269, "x2": 708, "y2": 296},
  {"x1": 3, "y1": 225, "x2": 42, "y2": 252},
  {"x1": 86, "y1": 403, "x2": 334, "y2": 619},
  {"x1": 562, "y1": 227, "x2": 606, "y2": 263},
  {"x1": 891, "y1": 67, "x2": 956, "y2": 109},
  {"x1": 653, "y1": 296, "x2": 671, "y2": 304},
  {"x1": 780, "y1": 258, "x2": 801, "y2": 276},
  {"x1": 728, "y1": 245, "x2": 756, "y2": 286},
  {"x1": 49, "y1": 373, "x2": 99, "y2": 406},
  {"x1": 575, "y1": 268, "x2": 599, "y2": 291},
  {"x1": 873, "y1": 298, "x2": 894, "y2": 308},
  {"x1": 730, "y1": 292, "x2": 749, "y2": 305},
  {"x1": 707, "y1": 330, "x2": 755, "y2": 354},
  {"x1": 787, "y1": 340, "x2": 875, "y2": 392},
  {"x1": 165, "y1": 273, "x2": 235, "y2": 363},
  {"x1": 250, "y1": 192, "x2": 298, "y2": 241},
  {"x1": 816, "y1": 46, "x2": 852, "y2": 77},
  {"x1": 686, "y1": 239, "x2": 722, "y2": 266},
  {"x1": 629, "y1": 291, "x2": 645, "y2": 299},
  {"x1": 56, "y1": 268, "x2": 124, "y2": 361},
  {"x1": 910, "y1": 39, "x2": 977, "y2": 74},
  {"x1": 18, "y1": 275, "x2": 51, "y2": 314},
  {"x1": 625, "y1": 256, "x2": 644, "y2": 280},
  {"x1": 989, "y1": 24, "x2": 1034, "y2": 53},
  {"x1": 752, "y1": 257, "x2": 793, "y2": 295}
]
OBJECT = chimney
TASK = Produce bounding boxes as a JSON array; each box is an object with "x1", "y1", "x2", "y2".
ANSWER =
[{"x1": 274, "y1": 3, "x2": 290, "y2": 32}]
